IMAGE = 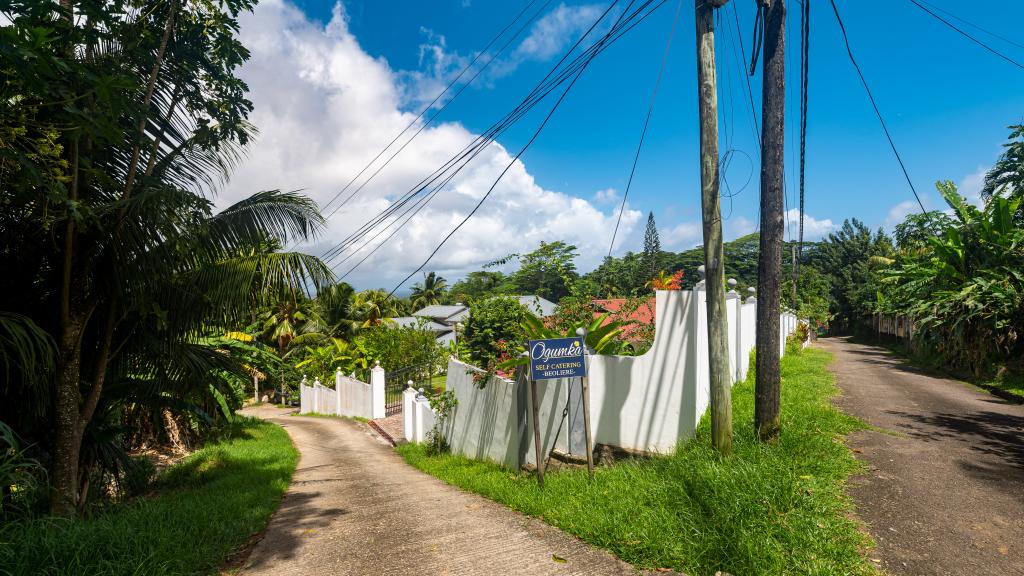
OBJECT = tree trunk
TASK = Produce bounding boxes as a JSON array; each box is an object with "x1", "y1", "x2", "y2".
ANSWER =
[
  {"x1": 755, "y1": 0, "x2": 786, "y2": 442},
  {"x1": 696, "y1": 0, "x2": 732, "y2": 455},
  {"x1": 51, "y1": 312, "x2": 85, "y2": 516}
]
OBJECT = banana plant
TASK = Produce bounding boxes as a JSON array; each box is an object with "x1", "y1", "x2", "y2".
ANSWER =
[{"x1": 496, "y1": 313, "x2": 627, "y2": 373}]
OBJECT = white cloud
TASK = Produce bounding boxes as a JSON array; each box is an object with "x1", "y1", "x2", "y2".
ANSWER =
[
  {"x1": 884, "y1": 200, "x2": 918, "y2": 230},
  {"x1": 224, "y1": 0, "x2": 640, "y2": 289},
  {"x1": 958, "y1": 165, "x2": 988, "y2": 207},
  {"x1": 663, "y1": 222, "x2": 701, "y2": 249},
  {"x1": 593, "y1": 188, "x2": 618, "y2": 204},
  {"x1": 725, "y1": 216, "x2": 756, "y2": 239},
  {"x1": 513, "y1": 3, "x2": 606, "y2": 61},
  {"x1": 784, "y1": 209, "x2": 835, "y2": 240}
]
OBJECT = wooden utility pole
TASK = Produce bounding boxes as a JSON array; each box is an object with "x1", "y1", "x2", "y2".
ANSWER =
[
  {"x1": 755, "y1": 0, "x2": 786, "y2": 441},
  {"x1": 696, "y1": 0, "x2": 732, "y2": 455}
]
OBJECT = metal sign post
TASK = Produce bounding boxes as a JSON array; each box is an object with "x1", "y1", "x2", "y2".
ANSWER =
[{"x1": 527, "y1": 335, "x2": 591, "y2": 486}]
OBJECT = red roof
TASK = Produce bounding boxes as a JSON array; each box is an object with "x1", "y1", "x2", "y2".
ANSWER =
[{"x1": 592, "y1": 297, "x2": 656, "y2": 340}]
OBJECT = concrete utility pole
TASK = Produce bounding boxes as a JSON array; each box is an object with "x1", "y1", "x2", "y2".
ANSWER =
[
  {"x1": 696, "y1": 0, "x2": 732, "y2": 455},
  {"x1": 755, "y1": 0, "x2": 786, "y2": 441}
]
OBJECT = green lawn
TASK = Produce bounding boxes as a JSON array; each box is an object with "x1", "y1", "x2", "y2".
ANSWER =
[
  {"x1": 0, "y1": 417, "x2": 297, "y2": 576},
  {"x1": 398, "y1": 348, "x2": 877, "y2": 576},
  {"x1": 982, "y1": 370, "x2": 1024, "y2": 400}
]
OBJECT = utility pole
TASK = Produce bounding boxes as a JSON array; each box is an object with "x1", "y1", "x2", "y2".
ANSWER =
[
  {"x1": 696, "y1": 0, "x2": 732, "y2": 455},
  {"x1": 755, "y1": 0, "x2": 786, "y2": 441}
]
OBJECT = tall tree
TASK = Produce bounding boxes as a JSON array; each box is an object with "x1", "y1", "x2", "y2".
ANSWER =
[
  {"x1": 410, "y1": 272, "x2": 448, "y2": 308},
  {"x1": 755, "y1": 0, "x2": 787, "y2": 442},
  {"x1": 511, "y1": 241, "x2": 579, "y2": 301},
  {"x1": 0, "y1": 0, "x2": 332, "y2": 514},
  {"x1": 642, "y1": 211, "x2": 662, "y2": 282}
]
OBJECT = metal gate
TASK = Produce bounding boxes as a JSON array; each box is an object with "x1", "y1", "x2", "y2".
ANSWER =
[{"x1": 384, "y1": 361, "x2": 439, "y2": 416}]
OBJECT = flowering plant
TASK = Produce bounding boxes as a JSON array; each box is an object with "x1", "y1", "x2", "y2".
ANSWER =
[{"x1": 647, "y1": 269, "x2": 684, "y2": 290}]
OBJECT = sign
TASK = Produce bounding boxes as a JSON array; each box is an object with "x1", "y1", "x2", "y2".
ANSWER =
[{"x1": 528, "y1": 337, "x2": 587, "y2": 381}]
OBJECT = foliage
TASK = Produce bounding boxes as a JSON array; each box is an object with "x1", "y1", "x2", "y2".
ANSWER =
[
  {"x1": 357, "y1": 323, "x2": 444, "y2": 373},
  {"x1": 0, "y1": 421, "x2": 46, "y2": 518},
  {"x1": 879, "y1": 181, "x2": 1024, "y2": 375},
  {"x1": 781, "y1": 266, "x2": 832, "y2": 327},
  {"x1": 0, "y1": 0, "x2": 331, "y2": 514},
  {"x1": 642, "y1": 211, "x2": 662, "y2": 281},
  {"x1": 410, "y1": 272, "x2": 448, "y2": 309},
  {"x1": 448, "y1": 271, "x2": 510, "y2": 301},
  {"x1": 350, "y1": 289, "x2": 404, "y2": 328},
  {"x1": 0, "y1": 418, "x2": 297, "y2": 575},
  {"x1": 460, "y1": 297, "x2": 530, "y2": 369},
  {"x1": 509, "y1": 241, "x2": 579, "y2": 302},
  {"x1": 982, "y1": 124, "x2": 1024, "y2": 217},
  {"x1": 425, "y1": 390, "x2": 458, "y2": 456},
  {"x1": 294, "y1": 338, "x2": 369, "y2": 386},
  {"x1": 806, "y1": 220, "x2": 894, "y2": 333},
  {"x1": 647, "y1": 269, "x2": 684, "y2": 290},
  {"x1": 399, "y1": 349, "x2": 875, "y2": 576}
]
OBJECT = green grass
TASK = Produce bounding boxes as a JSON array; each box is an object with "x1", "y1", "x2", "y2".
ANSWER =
[
  {"x1": 398, "y1": 348, "x2": 877, "y2": 576},
  {"x1": 0, "y1": 417, "x2": 297, "y2": 576},
  {"x1": 981, "y1": 370, "x2": 1024, "y2": 400},
  {"x1": 295, "y1": 411, "x2": 370, "y2": 423}
]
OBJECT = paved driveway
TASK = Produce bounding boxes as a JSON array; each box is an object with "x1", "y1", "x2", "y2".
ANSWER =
[{"x1": 240, "y1": 406, "x2": 639, "y2": 576}]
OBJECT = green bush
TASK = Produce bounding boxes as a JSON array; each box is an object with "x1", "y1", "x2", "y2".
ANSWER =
[{"x1": 460, "y1": 297, "x2": 529, "y2": 368}]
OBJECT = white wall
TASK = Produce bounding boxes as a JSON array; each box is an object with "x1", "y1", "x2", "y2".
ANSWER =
[
  {"x1": 409, "y1": 286, "x2": 805, "y2": 467},
  {"x1": 299, "y1": 369, "x2": 381, "y2": 420}
]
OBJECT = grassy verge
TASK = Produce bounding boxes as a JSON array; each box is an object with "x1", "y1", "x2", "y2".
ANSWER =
[
  {"x1": 0, "y1": 417, "x2": 297, "y2": 576},
  {"x1": 295, "y1": 411, "x2": 370, "y2": 423},
  {"x1": 863, "y1": 337, "x2": 1024, "y2": 403},
  {"x1": 398, "y1": 348, "x2": 876, "y2": 576}
]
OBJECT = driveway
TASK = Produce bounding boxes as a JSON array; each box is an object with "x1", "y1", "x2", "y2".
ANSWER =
[
  {"x1": 821, "y1": 337, "x2": 1024, "y2": 576},
  {"x1": 239, "y1": 406, "x2": 638, "y2": 576}
]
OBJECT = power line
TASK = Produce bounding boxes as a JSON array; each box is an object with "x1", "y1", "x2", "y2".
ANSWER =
[
  {"x1": 915, "y1": 0, "x2": 1024, "y2": 51},
  {"x1": 328, "y1": 1, "x2": 666, "y2": 277},
  {"x1": 607, "y1": 0, "x2": 682, "y2": 258},
  {"x1": 907, "y1": 0, "x2": 1024, "y2": 71},
  {"x1": 318, "y1": 0, "x2": 637, "y2": 266},
  {"x1": 828, "y1": 0, "x2": 928, "y2": 215},
  {"x1": 386, "y1": 1, "x2": 648, "y2": 296},
  {"x1": 316, "y1": 0, "x2": 553, "y2": 222}
]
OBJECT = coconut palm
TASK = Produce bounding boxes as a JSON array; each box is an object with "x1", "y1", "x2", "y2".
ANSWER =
[
  {"x1": 351, "y1": 290, "x2": 403, "y2": 327},
  {"x1": 410, "y1": 272, "x2": 448, "y2": 308}
]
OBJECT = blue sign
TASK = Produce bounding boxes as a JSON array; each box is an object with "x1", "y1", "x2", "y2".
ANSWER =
[{"x1": 528, "y1": 337, "x2": 587, "y2": 380}]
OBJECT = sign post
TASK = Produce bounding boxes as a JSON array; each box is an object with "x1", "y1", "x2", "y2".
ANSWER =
[
  {"x1": 576, "y1": 328, "x2": 595, "y2": 480},
  {"x1": 528, "y1": 336, "x2": 590, "y2": 486}
]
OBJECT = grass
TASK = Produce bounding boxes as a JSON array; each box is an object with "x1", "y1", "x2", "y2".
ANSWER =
[
  {"x1": 0, "y1": 417, "x2": 297, "y2": 576},
  {"x1": 296, "y1": 411, "x2": 369, "y2": 423},
  {"x1": 979, "y1": 370, "x2": 1024, "y2": 401},
  {"x1": 398, "y1": 348, "x2": 877, "y2": 576}
]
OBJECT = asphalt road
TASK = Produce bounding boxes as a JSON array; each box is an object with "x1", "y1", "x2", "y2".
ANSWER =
[{"x1": 821, "y1": 337, "x2": 1024, "y2": 576}]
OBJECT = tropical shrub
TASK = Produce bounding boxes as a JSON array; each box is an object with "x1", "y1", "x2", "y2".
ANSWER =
[{"x1": 460, "y1": 297, "x2": 530, "y2": 368}]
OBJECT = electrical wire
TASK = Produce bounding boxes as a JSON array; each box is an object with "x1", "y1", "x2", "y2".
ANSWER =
[
  {"x1": 914, "y1": 0, "x2": 1024, "y2": 51},
  {"x1": 385, "y1": 1, "x2": 648, "y2": 296},
  {"x1": 606, "y1": 0, "x2": 682, "y2": 258},
  {"x1": 828, "y1": 0, "x2": 928, "y2": 216},
  {"x1": 318, "y1": 1, "x2": 638, "y2": 266},
  {"x1": 796, "y1": 0, "x2": 809, "y2": 278},
  {"x1": 317, "y1": 0, "x2": 546, "y2": 218},
  {"x1": 907, "y1": 0, "x2": 1024, "y2": 71},
  {"x1": 327, "y1": 1, "x2": 667, "y2": 277}
]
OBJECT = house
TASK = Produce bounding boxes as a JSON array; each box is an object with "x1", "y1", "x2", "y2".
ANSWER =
[{"x1": 383, "y1": 295, "x2": 559, "y2": 346}]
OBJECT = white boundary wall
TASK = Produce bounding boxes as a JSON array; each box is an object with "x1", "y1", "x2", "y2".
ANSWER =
[
  {"x1": 407, "y1": 286, "x2": 803, "y2": 467},
  {"x1": 299, "y1": 363, "x2": 384, "y2": 420}
]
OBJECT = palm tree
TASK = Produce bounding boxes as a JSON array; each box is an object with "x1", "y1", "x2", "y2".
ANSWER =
[
  {"x1": 410, "y1": 272, "x2": 448, "y2": 308},
  {"x1": 351, "y1": 290, "x2": 402, "y2": 327}
]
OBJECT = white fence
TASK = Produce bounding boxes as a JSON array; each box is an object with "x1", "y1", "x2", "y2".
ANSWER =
[
  {"x1": 299, "y1": 362, "x2": 386, "y2": 420},
  {"x1": 405, "y1": 285, "x2": 802, "y2": 468}
]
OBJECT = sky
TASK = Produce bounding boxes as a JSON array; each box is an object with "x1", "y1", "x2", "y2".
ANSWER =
[{"x1": 219, "y1": 0, "x2": 1024, "y2": 291}]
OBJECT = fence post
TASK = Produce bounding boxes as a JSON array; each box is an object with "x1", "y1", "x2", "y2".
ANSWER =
[
  {"x1": 402, "y1": 386, "x2": 418, "y2": 441},
  {"x1": 335, "y1": 369, "x2": 343, "y2": 416},
  {"x1": 370, "y1": 360, "x2": 386, "y2": 420}
]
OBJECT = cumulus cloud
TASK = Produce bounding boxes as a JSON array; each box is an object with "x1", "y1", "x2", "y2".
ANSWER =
[
  {"x1": 784, "y1": 209, "x2": 835, "y2": 240},
  {"x1": 958, "y1": 165, "x2": 988, "y2": 207},
  {"x1": 224, "y1": 0, "x2": 640, "y2": 289},
  {"x1": 663, "y1": 222, "x2": 701, "y2": 249},
  {"x1": 885, "y1": 200, "x2": 918, "y2": 229},
  {"x1": 592, "y1": 188, "x2": 618, "y2": 204},
  {"x1": 513, "y1": 3, "x2": 606, "y2": 61}
]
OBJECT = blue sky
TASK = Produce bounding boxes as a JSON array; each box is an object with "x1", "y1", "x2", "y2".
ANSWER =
[{"x1": 222, "y1": 0, "x2": 1024, "y2": 289}]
